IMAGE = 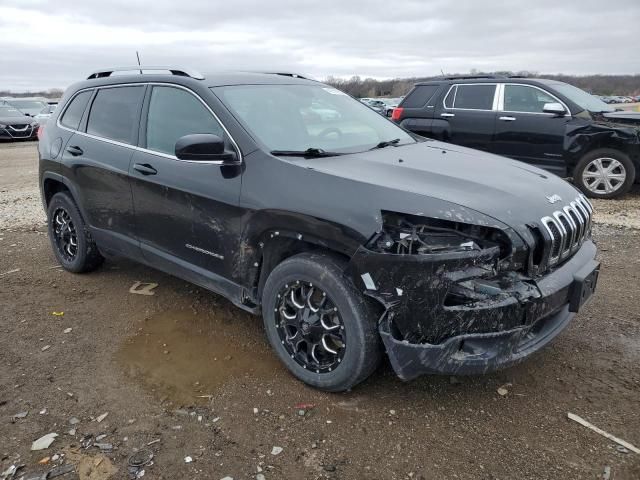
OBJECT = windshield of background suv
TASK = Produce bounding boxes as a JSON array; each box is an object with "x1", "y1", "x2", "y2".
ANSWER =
[
  {"x1": 9, "y1": 100, "x2": 48, "y2": 112},
  {"x1": 551, "y1": 83, "x2": 615, "y2": 113},
  {"x1": 0, "y1": 106, "x2": 27, "y2": 118},
  {"x1": 215, "y1": 84, "x2": 415, "y2": 153}
]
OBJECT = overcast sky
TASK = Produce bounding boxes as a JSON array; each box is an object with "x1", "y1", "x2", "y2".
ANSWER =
[{"x1": 1, "y1": 0, "x2": 639, "y2": 91}]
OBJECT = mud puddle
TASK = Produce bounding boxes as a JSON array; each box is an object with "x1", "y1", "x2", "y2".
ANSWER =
[{"x1": 117, "y1": 309, "x2": 283, "y2": 405}]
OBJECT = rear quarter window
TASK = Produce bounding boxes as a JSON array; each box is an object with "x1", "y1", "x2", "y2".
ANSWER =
[
  {"x1": 60, "y1": 90, "x2": 93, "y2": 130},
  {"x1": 86, "y1": 86, "x2": 145, "y2": 144},
  {"x1": 402, "y1": 85, "x2": 440, "y2": 108}
]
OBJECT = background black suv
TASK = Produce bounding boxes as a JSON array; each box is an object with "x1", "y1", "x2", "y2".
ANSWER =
[{"x1": 392, "y1": 75, "x2": 640, "y2": 199}]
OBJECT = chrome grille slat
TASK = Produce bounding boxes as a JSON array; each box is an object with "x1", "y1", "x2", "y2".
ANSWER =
[{"x1": 539, "y1": 195, "x2": 593, "y2": 269}]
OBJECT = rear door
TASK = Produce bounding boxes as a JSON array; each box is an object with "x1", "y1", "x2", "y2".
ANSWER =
[
  {"x1": 436, "y1": 83, "x2": 498, "y2": 151},
  {"x1": 129, "y1": 84, "x2": 243, "y2": 279},
  {"x1": 60, "y1": 85, "x2": 145, "y2": 256},
  {"x1": 492, "y1": 83, "x2": 570, "y2": 176},
  {"x1": 396, "y1": 84, "x2": 441, "y2": 137}
]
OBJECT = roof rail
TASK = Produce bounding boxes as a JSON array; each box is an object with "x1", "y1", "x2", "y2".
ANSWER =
[
  {"x1": 263, "y1": 72, "x2": 312, "y2": 80},
  {"x1": 87, "y1": 66, "x2": 205, "y2": 80},
  {"x1": 440, "y1": 74, "x2": 502, "y2": 80}
]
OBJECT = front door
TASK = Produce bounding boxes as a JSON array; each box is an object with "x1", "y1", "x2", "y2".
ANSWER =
[
  {"x1": 129, "y1": 84, "x2": 243, "y2": 279},
  {"x1": 492, "y1": 84, "x2": 570, "y2": 176}
]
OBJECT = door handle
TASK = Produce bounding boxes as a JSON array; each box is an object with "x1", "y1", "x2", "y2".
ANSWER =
[
  {"x1": 133, "y1": 163, "x2": 158, "y2": 175},
  {"x1": 440, "y1": 112, "x2": 455, "y2": 118},
  {"x1": 66, "y1": 145, "x2": 83, "y2": 156},
  {"x1": 499, "y1": 116, "x2": 517, "y2": 121}
]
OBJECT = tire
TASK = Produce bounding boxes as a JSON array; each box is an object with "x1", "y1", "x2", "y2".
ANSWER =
[
  {"x1": 47, "y1": 192, "x2": 104, "y2": 273},
  {"x1": 261, "y1": 252, "x2": 381, "y2": 392},
  {"x1": 573, "y1": 149, "x2": 635, "y2": 199}
]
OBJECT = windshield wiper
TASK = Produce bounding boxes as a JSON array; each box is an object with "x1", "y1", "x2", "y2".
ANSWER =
[
  {"x1": 270, "y1": 148, "x2": 345, "y2": 158},
  {"x1": 370, "y1": 138, "x2": 401, "y2": 150}
]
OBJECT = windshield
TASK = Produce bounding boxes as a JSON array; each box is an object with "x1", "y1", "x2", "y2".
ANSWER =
[
  {"x1": 215, "y1": 84, "x2": 415, "y2": 153},
  {"x1": 0, "y1": 106, "x2": 27, "y2": 118},
  {"x1": 9, "y1": 100, "x2": 48, "y2": 112},
  {"x1": 551, "y1": 83, "x2": 615, "y2": 113}
]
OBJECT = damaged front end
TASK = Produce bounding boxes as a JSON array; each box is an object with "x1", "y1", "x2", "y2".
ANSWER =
[{"x1": 347, "y1": 211, "x2": 598, "y2": 380}]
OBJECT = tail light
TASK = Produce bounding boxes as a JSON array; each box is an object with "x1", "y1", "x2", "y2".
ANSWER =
[
  {"x1": 391, "y1": 107, "x2": 404, "y2": 122},
  {"x1": 37, "y1": 125, "x2": 45, "y2": 140}
]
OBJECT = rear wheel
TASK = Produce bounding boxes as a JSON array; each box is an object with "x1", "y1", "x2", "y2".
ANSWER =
[
  {"x1": 261, "y1": 252, "x2": 381, "y2": 391},
  {"x1": 47, "y1": 192, "x2": 104, "y2": 273},
  {"x1": 574, "y1": 149, "x2": 635, "y2": 199}
]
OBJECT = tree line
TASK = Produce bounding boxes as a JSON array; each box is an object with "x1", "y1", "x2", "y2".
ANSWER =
[{"x1": 324, "y1": 71, "x2": 640, "y2": 98}]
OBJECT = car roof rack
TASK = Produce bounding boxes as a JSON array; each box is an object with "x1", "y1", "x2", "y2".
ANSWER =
[
  {"x1": 440, "y1": 74, "x2": 503, "y2": 80},
  {"x1": 262, "y1": 72, "x2": 312, "y2": 80},
  {"x1": 87, "y1": 66, "x2": 205, "y2": 80}
]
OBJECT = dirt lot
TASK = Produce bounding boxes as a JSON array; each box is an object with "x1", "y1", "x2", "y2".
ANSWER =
[{"x1": 1, "y1": 142, "x2": 639, "y2": 480}]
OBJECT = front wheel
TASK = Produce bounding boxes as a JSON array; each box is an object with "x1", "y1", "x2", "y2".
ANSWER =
[
  {"x1": 261, "y1": 252, "x2": 381, "y2": 392},
  {"x1": 573, "y1": 149, "x2": 635, "y2": 199}
]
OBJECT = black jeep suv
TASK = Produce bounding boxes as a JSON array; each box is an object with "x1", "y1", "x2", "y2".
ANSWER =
[
  {"x1": 39, "y1": 67, "x2": 599, "y2": 391},
  {"x1": 392, "y1": 75, "x2": 640, "y2": 199}
]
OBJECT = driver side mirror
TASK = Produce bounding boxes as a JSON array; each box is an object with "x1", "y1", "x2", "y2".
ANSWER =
[
  {"x1": 543, "y1": 102, "x2": 566, "y2": 116},
  {"x1": 175, "y1": 134, "x2": 238, "y2": 163}
]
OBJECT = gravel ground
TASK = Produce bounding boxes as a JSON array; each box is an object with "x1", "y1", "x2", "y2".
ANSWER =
[{"x1": 1, "y1": 142, "x2": 639, "y2": 480}]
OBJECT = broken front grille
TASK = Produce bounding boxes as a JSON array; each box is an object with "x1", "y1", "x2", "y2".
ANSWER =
[{"x1": 540, "y1": 195, "x2": 593, "y2": 267}]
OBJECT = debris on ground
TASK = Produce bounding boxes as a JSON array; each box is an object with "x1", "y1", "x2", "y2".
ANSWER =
[
  {"x1": 567, "y1": 412, "x2": 640, "y2": 454},
  {"x1": 63, "y1": 328, "x2": 72, "y2": 334},
  {"x1": 69, "y1": 417, "x2": 80, "y2": 425},
  {"x1": 184, "y1": 456, "x2": 193, "y2": 463},
  {"x1": 497, "y1": 383, "x2": 512, "y2": 396},
  {"x1": 0, "y1": 268, "x2": 20, "y2": 277},
  {"x1": 51, "y1": 312, "x2": 64, "y2": 316},
  {"x1": 41, "y1": 345, "x2": 51, "y2": 352},
  {"x1": 31, "y1": 432, "x2": 58, "y2": 450},
  {"x1": 1, "y1": 464, "x2": 24, "y2": 480},
  {"x1": 12, "y1": 411, "x2": 28, "y2": 421},
  {"x1": 129, "y1": 282, "x2": 158, "y2": 296},
  {"x1": 602, "y1": 465, "x2": 611, "y2": 480},
  {"x1": 128, "y1": 448, "x2": 154, "y2": 478},
  {"x1": 96, "y1": 412, "x2": 109, "y2": 423},
  {"x1": 271, "y1": 446, "x2": 283, "y2": 455},
  {"x1": 64, "y1": 450, "x2": 117, "y2": 480},
  {"x1": 46, "y1": 464, "x2": 75, "y2": 479}
]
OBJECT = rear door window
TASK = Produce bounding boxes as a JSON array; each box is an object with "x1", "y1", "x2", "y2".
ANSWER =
[
  {"x1": 86, "y1": 86, "x2": 145, "y2": 144},
  {"x1": 145, "y1": 86, "x2": 224, "y2": 156},
  {"x1": 402, "y1": 85, "x2": 440, "y2": 108},
  {"x1": 453, "y1": 84, "x2": 496, "y2": 110},
  {"x1": 60, "y1": 90, "x2": 92, "y2": 130}
]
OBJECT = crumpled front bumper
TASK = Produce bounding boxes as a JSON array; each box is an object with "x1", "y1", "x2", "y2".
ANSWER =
[{"x1": 348, "y1": 240, "x2": 599, "y2": 380}]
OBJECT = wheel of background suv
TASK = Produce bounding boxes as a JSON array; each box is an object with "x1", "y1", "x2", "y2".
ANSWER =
[
  {"x1": 47, "y1": 192, "x2": 104, "y2": 273},
  {"x1": 574, "y1": 149, "x2": 635, "y2": 199},
  {"x1": 261, "y1": 252, "x2": 381, "y2": 392}
]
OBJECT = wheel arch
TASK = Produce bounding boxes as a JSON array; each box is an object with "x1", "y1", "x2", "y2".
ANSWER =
[
  {"x1": 41, "y1": 173, "x2": 91, "y2": 222},
  {"x1": 235, "y1": 209, "x2": 367, "y2": 305}
]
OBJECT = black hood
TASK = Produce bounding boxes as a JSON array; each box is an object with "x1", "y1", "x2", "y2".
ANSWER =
[
  {"x1": 601, "y1": 110, "x2": 640, "y2": 126},
  {"x1": 293, "y1": 141, "x2": 582, "y2": 238}
]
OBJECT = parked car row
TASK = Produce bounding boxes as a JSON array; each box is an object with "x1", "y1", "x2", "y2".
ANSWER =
[
  {"x1": 391, "y1": 75, "x2": 640, "y2": 199},
  {"x1": 598, "y1": 95, "x2": 640, "y2": 104},
  {"x1": 0, "y1": 97, "x2": 56, "y2": 140},
  {"x1": 360, "y1": 97, "x2": 403, "y2": 116}
]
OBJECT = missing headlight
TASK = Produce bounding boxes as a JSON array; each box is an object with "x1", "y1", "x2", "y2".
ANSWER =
[{"x1": 369, "y1": 211, "x2": 509, "y2": 256}]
